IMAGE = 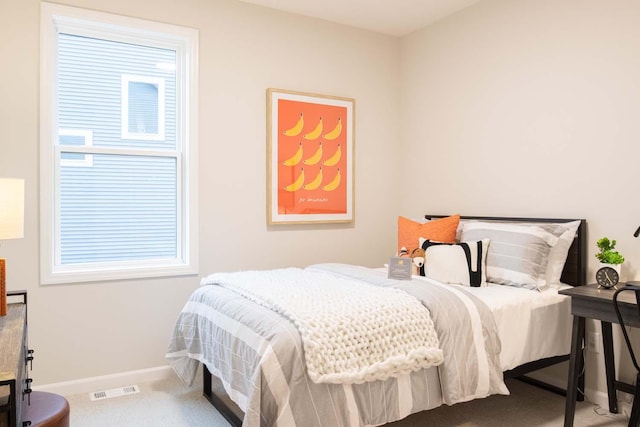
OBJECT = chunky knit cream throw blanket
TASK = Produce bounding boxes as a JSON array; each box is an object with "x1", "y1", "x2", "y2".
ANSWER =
[{"x1": 201, "y1": 267, "x2": 443, "y2": 384}]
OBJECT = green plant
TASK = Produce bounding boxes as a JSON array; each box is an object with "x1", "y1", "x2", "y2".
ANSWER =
[{"x1": 595, "y1": 237, "x2": 625, "y2": 265}]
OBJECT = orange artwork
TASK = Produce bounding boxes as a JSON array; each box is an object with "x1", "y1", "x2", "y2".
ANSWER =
[{"x1": 267, "y1": 89, "x2": 354, "y2": 224}]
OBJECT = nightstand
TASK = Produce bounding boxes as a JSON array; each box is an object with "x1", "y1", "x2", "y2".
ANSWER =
[{"x1": 559, "y1": 283, "x2": 640, "y2": 426}]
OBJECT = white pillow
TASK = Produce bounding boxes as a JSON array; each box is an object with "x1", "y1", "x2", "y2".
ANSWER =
[
  {"x1": 419, "y1": 237, "x2": 490, "y2": 287},
  {"x1": 460, "y1": 222, "x2": 559, "y2": 291},
  {"x1": 543, "y1": 220, "x2": 581, "y2": 286}
]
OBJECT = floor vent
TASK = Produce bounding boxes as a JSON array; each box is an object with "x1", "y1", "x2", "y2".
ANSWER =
[{"x1": 89, "y1": 385, "x2": 140, "y2": 401}]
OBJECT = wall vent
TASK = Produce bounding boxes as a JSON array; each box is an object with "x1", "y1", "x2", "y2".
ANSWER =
[{"x1": 89, "y1": 385, "x2": 140, "y2": 401}]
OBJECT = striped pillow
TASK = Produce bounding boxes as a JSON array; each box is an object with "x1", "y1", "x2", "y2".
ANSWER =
[
  {"x1": 419, "y1": 238, "x2": 490, "y2": 287},
  {"x1": 460, "y1": 222, "x2": 559, "y2": 291}
]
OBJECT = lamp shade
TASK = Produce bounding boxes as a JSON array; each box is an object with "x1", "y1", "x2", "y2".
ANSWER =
[{"x1": 0, "y1": 178, "x2": 25, "y2": 240}]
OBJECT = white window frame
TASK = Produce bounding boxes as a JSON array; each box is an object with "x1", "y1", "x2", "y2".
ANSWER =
[
  {"x1": 121, "y1": 74, "x2": 166, "y2": 141},
  {"x1": 40, "y1": 2, "x2": 199, "y2": 285},
  {"x1": 59, "y1": 129, "x2": 94, "y2": 167}
]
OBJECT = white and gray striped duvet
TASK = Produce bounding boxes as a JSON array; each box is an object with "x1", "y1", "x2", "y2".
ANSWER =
[{"x1": 166, "y1": 263, "x2": 509, "y2": 427}]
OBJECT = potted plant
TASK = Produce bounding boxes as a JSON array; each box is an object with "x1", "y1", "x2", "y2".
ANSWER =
[{"x1": 595, "y1": 237, "x2": 625, "y2": 273}]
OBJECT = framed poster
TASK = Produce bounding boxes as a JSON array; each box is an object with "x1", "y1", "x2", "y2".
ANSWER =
[{"x1": 267, "y1": 88, "x2": 355, "y2": 224}]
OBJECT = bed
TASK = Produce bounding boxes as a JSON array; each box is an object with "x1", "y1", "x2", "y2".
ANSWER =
[{"x1": 166, "y1": 215, "x2": 586, "y2": 427}]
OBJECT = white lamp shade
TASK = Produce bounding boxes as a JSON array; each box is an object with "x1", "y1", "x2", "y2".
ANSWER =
[{"x1": 0, "y1": 178, "x2": 25, "y2": 240}]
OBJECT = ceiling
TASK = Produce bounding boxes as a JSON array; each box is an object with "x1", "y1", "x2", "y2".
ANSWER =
[{"x1": 235, "y1": 0, "x2": 482, "y2": 36}]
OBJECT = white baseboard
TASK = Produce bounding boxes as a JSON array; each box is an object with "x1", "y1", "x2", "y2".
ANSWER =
[
  {"x1": 528, "y1": 370, "x2": 633, "y2": 418},
  {"x1": 585, "y1": 387, "x2": 633, "y2": 418},
  {"x1": 34, "y1": 365, "x2": 175, "y2": 397}
]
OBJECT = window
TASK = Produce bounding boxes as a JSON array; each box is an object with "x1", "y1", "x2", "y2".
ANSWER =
[
  {"x1": 40, "y1": 3, "x2": 199, "y2": 284},
  {"x1": 121, "y1": 75, "x2": 165, "y2": 140},
  {"x1": 59, "y1": 129, "x2": 93, "y2": 167}
]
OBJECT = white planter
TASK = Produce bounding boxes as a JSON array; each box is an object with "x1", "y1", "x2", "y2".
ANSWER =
[
  {"x1": 599, "y1": 262, "x2": 622, "y2": 281},
  {"x1": 600, "y1": 262, "x2": 621, "y2": 272}
]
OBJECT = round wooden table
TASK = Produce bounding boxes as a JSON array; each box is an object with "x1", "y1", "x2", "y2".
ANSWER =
[{"x1": 22, "y1": 391, "x2": 70, "y2": 427}]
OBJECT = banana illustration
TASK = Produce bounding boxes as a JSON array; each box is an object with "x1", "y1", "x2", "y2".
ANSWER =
[
  {"x1": 283, "y1": 113, "x2": 304, "y2": 137},
  {"x1": 284, "y1": 168, "x2": 305, "y2": 192},
  {"x1": 282, "y1": 142, "x2": 303, "y2": 166},
  {"x1": 303, "y1": 167, "x2": 323, "y2": 190},
  {"x1": 323, "y1": 117, "x2": 342, "y2": 140},
  {"x1": 322, "y1": 144, "x2": 341, "y2": 167},
  {"x1": 303, "y1": 142, "x2": 322, "y2": 165},
  {"x1": 303, "y1": 117, "x2": 323, "y2": 140},
  {"x1": 322, "y1": 168, "x2": 341, "y2": 191}
]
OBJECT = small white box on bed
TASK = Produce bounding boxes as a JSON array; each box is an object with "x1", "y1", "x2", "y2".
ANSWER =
[{"x1": 388, "y1": 256, "x2": 412, "y2": 280}]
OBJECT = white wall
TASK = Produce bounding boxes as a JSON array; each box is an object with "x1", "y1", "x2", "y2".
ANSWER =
[
  {"x1": 0, "y1": 0, "x2": 401, "y2": 384},
  {"x1": 3, "y1": 0, "x2": 639, "y2": 404},
  {"x1": 400, "y1": 0, "x2": 640, "y2": 402}
]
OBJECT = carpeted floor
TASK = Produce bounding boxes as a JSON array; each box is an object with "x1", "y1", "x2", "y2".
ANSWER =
[{"x1": 66, "y1": 374, "x2": 629, "y2": 426}]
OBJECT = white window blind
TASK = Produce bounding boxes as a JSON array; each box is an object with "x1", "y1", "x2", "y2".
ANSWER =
[
  {"x1": 121, "y1": 74, "x2": 166, "y2": 140},
  {"x1": 40, "y1": 3, "x2": 199, "y2": 284}
]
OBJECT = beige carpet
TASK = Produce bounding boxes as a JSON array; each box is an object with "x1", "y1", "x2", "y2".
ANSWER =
[{"x1": 66, "y1": 375, "x2": 630, "y2": 426}]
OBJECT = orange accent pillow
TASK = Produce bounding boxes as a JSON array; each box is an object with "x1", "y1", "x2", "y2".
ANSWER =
[{"x1": 397, "y1": 214, "x2": 460, "y2": 253}]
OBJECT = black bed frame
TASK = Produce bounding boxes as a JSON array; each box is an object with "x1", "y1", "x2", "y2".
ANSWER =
[
  {"x1": 203, "y1": 215, "x2": 588, "y2": 426},
  {"x1": 426, "y1": 215, "x2": 587, "y2": 399}
]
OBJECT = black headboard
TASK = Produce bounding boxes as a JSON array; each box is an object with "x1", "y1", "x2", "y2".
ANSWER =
[{"x1": 424, "y1": 215, "x2": 587, "y2": 287}]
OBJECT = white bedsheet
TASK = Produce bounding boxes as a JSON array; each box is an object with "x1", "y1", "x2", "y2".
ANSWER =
[
  {"x1": 412, "y1": 276, "x2": 572, "y2": 371},
  {"x1": 456, "y1": 282, "x2": 572, "y2": 371}
]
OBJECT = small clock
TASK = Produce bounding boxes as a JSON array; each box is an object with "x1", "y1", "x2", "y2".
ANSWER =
[{"x1": 595, "y1": 266, "x2": 619, "y2": 289}]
